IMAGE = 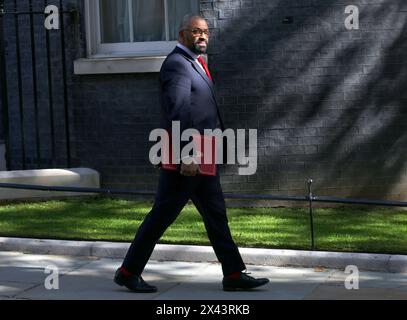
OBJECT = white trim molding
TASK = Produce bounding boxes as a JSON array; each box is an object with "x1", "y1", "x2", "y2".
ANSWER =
[{"x1": 74, "y1": 56, "x2": 167, "y2": 75}]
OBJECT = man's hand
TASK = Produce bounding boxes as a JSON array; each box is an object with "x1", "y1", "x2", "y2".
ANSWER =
[{"x1": 180, "y1": 162, "x2": 201, "y2": 176}]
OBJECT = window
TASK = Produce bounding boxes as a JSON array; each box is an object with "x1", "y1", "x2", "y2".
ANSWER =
[{"x1": 85, "y1": 0, "x2": 199, "y2": 57}]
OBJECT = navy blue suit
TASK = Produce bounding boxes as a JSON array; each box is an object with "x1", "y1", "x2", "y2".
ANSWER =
[
  {"x1": 122, "y1": 46, "x2": 246, "y2": 277},
  {"x1": 159, "y1": 46, "x2": 224, "y2": 134}
]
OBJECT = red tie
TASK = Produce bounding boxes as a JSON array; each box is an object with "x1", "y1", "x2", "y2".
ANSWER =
[{"x1": 197, "y1": 56, "x2": 213, "y2": 82}]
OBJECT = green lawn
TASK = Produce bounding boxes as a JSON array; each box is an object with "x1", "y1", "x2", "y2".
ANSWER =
[{"x1": 0, "y1": 197, "x2": 406, "y2": 254}]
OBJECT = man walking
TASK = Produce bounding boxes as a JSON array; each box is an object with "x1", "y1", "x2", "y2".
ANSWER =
[{"x1": 114, "y1": 14, "x2": 269, "y2": 293}]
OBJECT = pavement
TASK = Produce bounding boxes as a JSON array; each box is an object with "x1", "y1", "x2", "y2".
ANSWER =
[{"x1": 0, "y1": 250, "x2": 407, "y2": 300}]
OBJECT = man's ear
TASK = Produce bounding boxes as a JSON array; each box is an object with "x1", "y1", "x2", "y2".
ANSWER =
[{"x1": 178, "y1": 31, "x2": 184, "y2": 43}]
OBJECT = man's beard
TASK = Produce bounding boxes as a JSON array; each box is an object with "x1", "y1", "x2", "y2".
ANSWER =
[{"x1": 191, "y1": 39, "x2": 208, "y2": 54}]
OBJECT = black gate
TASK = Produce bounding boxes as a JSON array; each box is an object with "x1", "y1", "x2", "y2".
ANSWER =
[{"x1": 0, "y1": 0, "x2": 76, "y2": 170}]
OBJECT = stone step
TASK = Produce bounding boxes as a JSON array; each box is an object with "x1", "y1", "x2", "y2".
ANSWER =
[{"x1": 0, "y1": 168, "x2": 100, "y2": 201}]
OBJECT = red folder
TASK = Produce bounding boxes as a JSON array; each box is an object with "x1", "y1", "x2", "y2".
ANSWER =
[{"x1": 161, "y1": 134, "x2": 216, "y2": 176}]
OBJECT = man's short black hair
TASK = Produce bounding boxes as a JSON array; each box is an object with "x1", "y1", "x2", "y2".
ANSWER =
[{"x1": 179, "y1": 14, "x2": 206, "y2": 32}]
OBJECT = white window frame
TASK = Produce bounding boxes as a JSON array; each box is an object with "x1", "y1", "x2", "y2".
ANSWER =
[{"x1": 85, "y1": 0, "x2": 182, "y2": 58}]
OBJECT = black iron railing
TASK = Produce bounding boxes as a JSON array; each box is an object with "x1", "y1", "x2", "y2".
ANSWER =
[{"x1": 0, "y1": 1, "x2": 76, "y2": 170}]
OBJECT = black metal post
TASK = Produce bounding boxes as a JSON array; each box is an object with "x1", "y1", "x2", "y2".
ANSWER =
[
  {"x1": 59, "y1": 0, "x2": 71, "y2": 168},
  {"x1": 13, "y1": 0, "x2": 26, "y2": 169},
  {"x1": 44, "y1": 0, "x2": 56, "y2": 167},
  {"x1": 0, "y1": 0, "x2": 10, "y2": 170},
  {"x1": 28, "y1": 0, "x2": 41, "y2": 168},
  {"x1": 308, "y1": 179, "x2": 315, "y2": 250}
]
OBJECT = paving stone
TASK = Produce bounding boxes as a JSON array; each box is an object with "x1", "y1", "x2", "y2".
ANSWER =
[
  {"x1": 305, "y1": 285, "x2": 407, "y2": 300},
  {"x1": 325, "y1": 270, "x2": 407, "y2": 290},
  {"x1": 0, "y1": 282, "x2": 38, "y2": 299}
]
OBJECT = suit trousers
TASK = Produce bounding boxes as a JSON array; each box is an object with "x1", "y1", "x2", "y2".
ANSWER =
[{"x1": 122, "y1": 169, "x2": 246, "y2": 277}]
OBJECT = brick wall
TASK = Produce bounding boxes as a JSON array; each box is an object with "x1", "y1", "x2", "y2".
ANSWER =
[
  {"x1": 2, "y1": 0, "x2": 407, "y2": 202},
  {"x1": 207, "y1": 0, "x2": 407, "y2": 200}
]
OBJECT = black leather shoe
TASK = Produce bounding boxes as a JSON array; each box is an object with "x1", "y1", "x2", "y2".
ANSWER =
[
  {"x1": 222, "y1": 272, "x2": 270, "y2": 291},
  {"x1": 114, "y1": 268, "x2": 157, "y2": 293}
]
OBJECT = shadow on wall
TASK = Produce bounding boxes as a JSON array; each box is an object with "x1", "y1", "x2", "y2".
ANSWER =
[
  {"x1": 211, "y1": 0, "x2": 407, "y2": 200},
  {"x1": 0, "y1": 142, "x2": 5, "y2": 171}
]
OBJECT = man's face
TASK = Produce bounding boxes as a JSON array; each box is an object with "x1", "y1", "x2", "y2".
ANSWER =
[{"x1": 180, "y1": 18, "x2": 209, "y2": 55}]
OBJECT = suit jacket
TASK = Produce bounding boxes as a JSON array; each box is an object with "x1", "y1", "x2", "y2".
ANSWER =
[{"x1": 159, "y1": 46, "x2": 225, "y2": 135}]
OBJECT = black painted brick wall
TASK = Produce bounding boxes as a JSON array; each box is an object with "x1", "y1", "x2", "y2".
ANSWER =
[
  {"x1": 2, "y1": 0, "x2": 407, "y2": 202},
  {"x1": 208, "y1": 0, "x2": 407, "y2": 200}
]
